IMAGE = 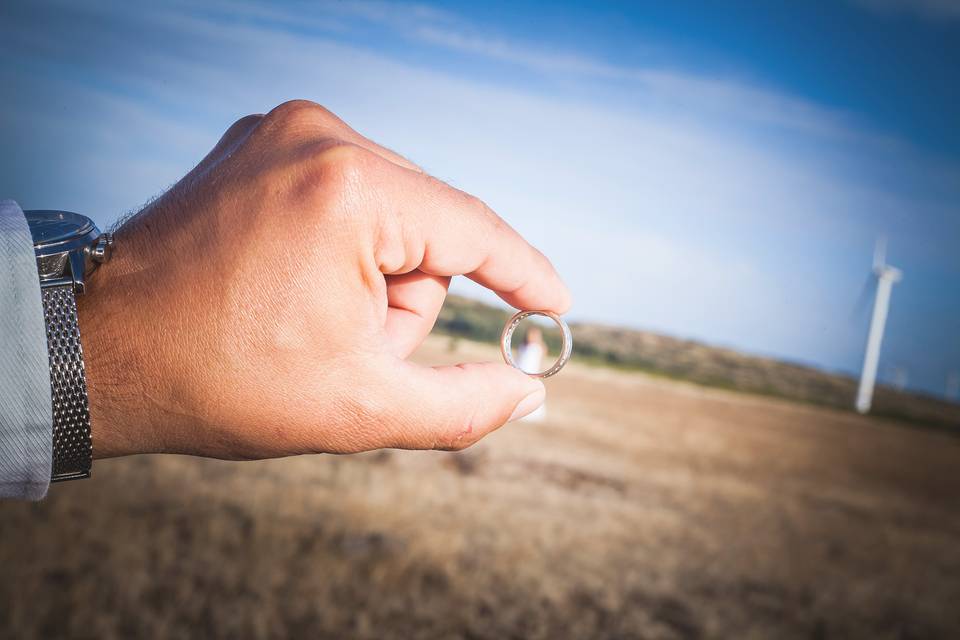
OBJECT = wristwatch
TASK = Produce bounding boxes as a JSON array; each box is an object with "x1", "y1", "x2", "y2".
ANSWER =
[{"x1": 25, "y1": 210, "x2": 113, "y2": 482}]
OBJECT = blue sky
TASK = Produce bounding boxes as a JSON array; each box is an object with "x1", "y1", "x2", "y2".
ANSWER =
[{"x1": 1, "y1": 0, "x2": 958, "y2": 399}]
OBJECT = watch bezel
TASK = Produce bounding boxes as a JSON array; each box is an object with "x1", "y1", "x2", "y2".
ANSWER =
[
  {"x1": 24, "y1": 210, "x2": 104, "y2": 284},
  {"x1": 25, "y1": 210, "x2": 99, "y2": 257}
]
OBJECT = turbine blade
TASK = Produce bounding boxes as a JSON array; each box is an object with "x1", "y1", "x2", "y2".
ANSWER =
[{"x1": 873, "y1": 236, "x2": 887, "y2": 272}]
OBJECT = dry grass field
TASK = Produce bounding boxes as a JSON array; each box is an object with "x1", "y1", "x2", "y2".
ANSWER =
[{"x1": 2, "y1": 335, "x2": 958, "y2": 639}]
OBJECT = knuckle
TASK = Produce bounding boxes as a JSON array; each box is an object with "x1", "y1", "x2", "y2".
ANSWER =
[
  {"x1": 232, "y1": 113, "x2": 264, "y2": 130},
  {"x1": 287, "y1": 141, "x2": 370, "y2": 206},
  {"x1": 263, "y1": 99, "x2": 333, "y2": 134},
  {"x1": 461, "y1": 191, "x2": 490, "y2": 218},
  {"x1": 459, "y1": 191, "x2": 505, "y2": 241},
  {"x1": 223, "y1": 113, "x2": 263, "y2": 140},
  {"x1": 301, "y1": 142, "x2": 370, "y2": 203},
  {"x1": 211, "y1": 114, "x2": 264, "y2": 156},
  {"x1": 312, "y1": 141, "x2": 369, "y2": 176},
  {"x1": 487, "y1": 211, "x2": 510, "y2": 242}
]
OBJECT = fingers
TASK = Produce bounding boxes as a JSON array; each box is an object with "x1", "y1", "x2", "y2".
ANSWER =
[
  {"x1": 364, "y1": 152, "x2": 572, "y2": 314},
  {"x1": 365, "y1": 358, "x2": 546, "y2": 451},
  {"x1": 384, "y1": 271, "x2": 450, "y2": 358},
  {"x1": 259, "y1": 101, "x2": 570, "y2": 312}
]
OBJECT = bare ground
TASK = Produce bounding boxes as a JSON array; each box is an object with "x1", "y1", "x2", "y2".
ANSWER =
[{"x1": 1, "y1": 336, "x2": 958, "y2": 639}]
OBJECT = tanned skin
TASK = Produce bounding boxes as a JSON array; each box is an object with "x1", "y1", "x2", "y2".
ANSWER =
[{"x1": 77, "y1": 100, "x2": 571, "y2": 461}]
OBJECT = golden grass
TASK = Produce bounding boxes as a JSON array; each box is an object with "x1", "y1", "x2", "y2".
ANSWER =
[{"x1": 1, "y1": 335, "x2": 958, "y2": 639}]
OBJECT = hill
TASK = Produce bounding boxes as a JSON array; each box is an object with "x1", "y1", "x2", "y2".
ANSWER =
[{"x1": 434, "y1": 295, "x2": 960, "y2": 433}]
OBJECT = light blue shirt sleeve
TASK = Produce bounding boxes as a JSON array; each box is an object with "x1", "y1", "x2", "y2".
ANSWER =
[{"x1": 0, "y1": 199, "x2": 52, "y2": 500}]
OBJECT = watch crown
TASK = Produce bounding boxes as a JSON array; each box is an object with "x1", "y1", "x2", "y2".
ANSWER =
[{"x1": 89, "y1": 233, "x2": 113, "y2": 263}]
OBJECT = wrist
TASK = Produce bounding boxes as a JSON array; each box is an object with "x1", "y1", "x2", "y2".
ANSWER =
[{"x1": 76, "y1": 224, "x2": 152, "y2": 459}]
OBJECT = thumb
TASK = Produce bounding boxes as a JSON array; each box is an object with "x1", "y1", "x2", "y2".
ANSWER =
[{"x1": 370, "y1": 358, "x2": 546, "y2": 451}]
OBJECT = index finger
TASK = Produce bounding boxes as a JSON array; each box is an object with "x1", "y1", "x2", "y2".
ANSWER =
[{"x1": 362, "y1": 149, "x2": 573, "y2": 314}]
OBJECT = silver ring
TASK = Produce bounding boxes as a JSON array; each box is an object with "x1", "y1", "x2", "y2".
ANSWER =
[{"x1": 500, "y1": 310, "x2": 572, "y2": 378}]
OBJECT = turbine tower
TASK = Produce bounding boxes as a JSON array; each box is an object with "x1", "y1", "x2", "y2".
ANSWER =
[{"x1": 855, "y1": 238, "x2": 902, "y2": 414}]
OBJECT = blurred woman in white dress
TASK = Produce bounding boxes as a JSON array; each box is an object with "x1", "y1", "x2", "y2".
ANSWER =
[{"x1": 516, "y1": 327, "x2": 547, "y2": 422}]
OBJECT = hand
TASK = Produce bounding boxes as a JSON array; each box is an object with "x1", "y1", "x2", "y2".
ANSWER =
[{"x1": 77, "y1": 100, "x2": 571, "y2": 460}]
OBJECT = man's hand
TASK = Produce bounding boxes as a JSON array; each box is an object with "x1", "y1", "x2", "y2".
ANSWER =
[{"x1": 76, "y1": 100, "x2": 571, "y2": 460}]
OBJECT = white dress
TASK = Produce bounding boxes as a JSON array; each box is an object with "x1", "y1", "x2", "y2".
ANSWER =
[{"x1": 516, "y1": 343, "x2": 547, "y2": 422}]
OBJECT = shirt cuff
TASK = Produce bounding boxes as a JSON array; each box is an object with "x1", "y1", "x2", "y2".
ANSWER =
[{"x1": 0, "y1": 200, "x2": 53, "y2": 500}]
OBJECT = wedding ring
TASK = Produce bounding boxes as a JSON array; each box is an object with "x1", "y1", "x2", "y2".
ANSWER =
[{"x1": 500, "y1": 310, "x2": 573, "y2": 378}]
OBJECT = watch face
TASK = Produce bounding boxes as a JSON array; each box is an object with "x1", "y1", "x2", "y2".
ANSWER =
[{"x1": 25, "y1": 210, "x2": 95, "y2": 246}]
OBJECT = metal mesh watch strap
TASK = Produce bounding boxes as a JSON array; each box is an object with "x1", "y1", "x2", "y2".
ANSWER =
[{"x1": 41, "y1": 283, "x2": 92, "y2": 481}]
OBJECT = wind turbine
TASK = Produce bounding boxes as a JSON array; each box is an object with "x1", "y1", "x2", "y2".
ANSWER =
[{"x1": 855, "y1": 237, "x2": 902, "y2": 414}]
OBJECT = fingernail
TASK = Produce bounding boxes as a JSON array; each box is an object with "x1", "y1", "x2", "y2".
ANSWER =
[{"x1": 508, "y1": 387, "x2": 546, "y2": 422}]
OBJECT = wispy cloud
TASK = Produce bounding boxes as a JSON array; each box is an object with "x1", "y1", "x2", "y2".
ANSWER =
[
  {"x1": 199, "y1": 0, "x2": 456, "y2": 34},
  {"x1": 413, "y1": 25, "x2": 632, "y2": 77},
  {"x1": 1, "y1": 0, "x2": 958, "y2": 391},
  {"x1": 324, "y1": 0, "x2": 454, "y2": 25},
  {"x1": 92, "y1": 0, "x2": 857, "y2": 141},
  {"x1": 412, "y1": 24, "x2": 856, "y2": 138}
]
